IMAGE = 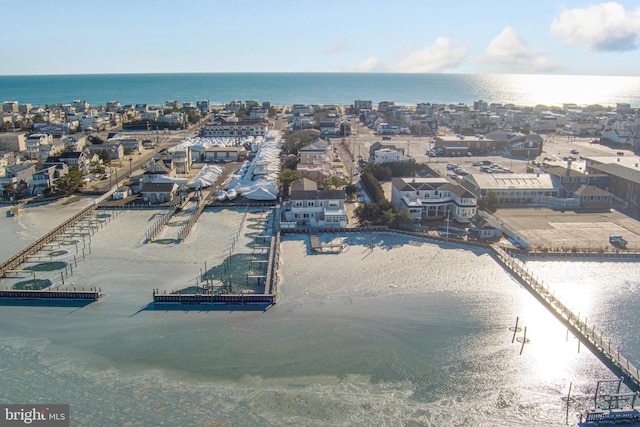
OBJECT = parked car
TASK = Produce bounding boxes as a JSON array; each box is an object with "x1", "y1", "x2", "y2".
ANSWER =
[
  {"x1": 609, "y1": 235, "x2": 628, "y2": 246},
  {"x1": 570, "y1": 149, "x2": 579, "y2": 155},
  {"x1": 617, "y1": 151, "x2": 625, "y2": 156}
]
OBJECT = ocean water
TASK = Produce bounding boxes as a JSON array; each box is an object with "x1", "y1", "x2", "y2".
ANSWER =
[
  {"x1": 2, "y1": 73, "x2": 640, "y2": 107},
  {"x1": 1, "y1": 201, "x2": 639, "y2": 426}
]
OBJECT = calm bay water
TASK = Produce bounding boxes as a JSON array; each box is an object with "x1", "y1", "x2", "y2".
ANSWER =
[
  {"x1": 1, "y1": 203, "x2": 639, "y2": 426},
  {"x1": 2, "y1": 73, "x2": 640, "y2": 107}
]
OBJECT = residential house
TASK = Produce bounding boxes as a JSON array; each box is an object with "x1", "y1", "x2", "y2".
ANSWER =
[
  {"x1": 140, "y1": 182, "x2": 177, "y2": 204},
  {"x1": 46, "y1": 151, "x2": 90, "y2": 174},
  {"x1": 247, "y1": 107, "x2": 267, "y2": 120},
  {"x1": 299, "y1": 140, "x2": 331, "y2": 165},
  {"x1": 0, "y1": 163, "x2": 35, "y2": 197},
  {"x1": 61, "y1": 135, "x2": 86, "y2": 151},
  {"x1": 141, "y1": 159, "x2": 176, "y2": 183},
  {"x1": 601, "y1": 129, "x2": 635, "y2": 146},
  {"x1": 25, "y1": 133, "x2": 53, "y2": 160},
  {"x1": 87, "y1": 142, "x2": 124, "y2": 161},
  {"x1": 368, "y1": 141, "x2": 403, "y2": 162},
  {"x1": 319, "y1": 121, "x2": 338, "y2": 135},
  {"x1": 391, "y1": 177, "x2": 477, "y2": 222},
  {"x1": 107, "y1": 136, "x2": 142, "y2": 153},
  {"x1": 470, "y1": 215, "x2": 503, "y2": 239},
  {"x1": 283, "y1": 178, "x2": 347, "y2": 228},
  {"x1": 291, "y1": 104, "x2": 314, "y2": 115},
  {"x1": 373, "y1": 148, "x2": 408, "y2": 164},
  {"x1": 30, "y1": 163, "x2": 69, "y2": 196},
  {"x1": 170, "y1": 147, "x2": 191, "y2": 174},
  {"x1": 33, "y1": 122, "x2": 73, "y2": 136}
]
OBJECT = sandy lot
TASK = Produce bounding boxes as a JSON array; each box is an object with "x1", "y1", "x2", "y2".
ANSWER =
[{"x1": 492, "y1": 207, "x2": 640, "y2": 251}]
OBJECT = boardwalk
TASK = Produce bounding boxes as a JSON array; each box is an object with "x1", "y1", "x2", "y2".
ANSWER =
[{"x1": 492, "y1": 245, "x2": 640, "y2": 391}]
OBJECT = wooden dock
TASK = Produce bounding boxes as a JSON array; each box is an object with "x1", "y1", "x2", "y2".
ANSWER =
[
  {"x1": 0, "y1": 289, "x2": 101, "y2": 300},
  {"x1": 309, "y1": 231, "x2": 344, "y2": 252},
  {"x1": 153, "y1": 291, "x2": 273, "y2": 304},
  {"x1": 492, "y1": 245, "x2": 640, "y2": 391},
  {"x1": 0, "y1": 202, "x2": 98, "y2": 278}
]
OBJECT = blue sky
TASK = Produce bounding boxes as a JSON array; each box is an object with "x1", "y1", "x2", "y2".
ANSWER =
[{"x1": 2, "y1": 0, "x2": 640, "y2": 76}]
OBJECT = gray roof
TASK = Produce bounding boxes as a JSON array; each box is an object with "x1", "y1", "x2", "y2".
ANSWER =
[
  {"x1": 463, "y1": 173, "x2": 556, "y2": 190},
  {"x1": 589, "y1": 163, "x2": 640, "y2": 185},
  {"x1": 140, "y1": 182, "x2": 176, "y2": 193},
  {"x1": 289, "y1": 189, "x2": 345, "y2": 201},
  {"x1": 5, "y1": 163, "x2": 35, "y2": 175},
  {"x1": 440, "y1": 182, "x2": 476, "y2": 198},
  {"x1": 391, "y1": 177, "x2": 448, "y2": 192},
  {"x1": 574, "y1": 184, "x2": 610, "y2": 196},
  {"x1": 299, "y1": 140, "x2": 329, "y2": 152},
  {"x1": 290, "y1": 177, "x2": 318, "y2": 192}
]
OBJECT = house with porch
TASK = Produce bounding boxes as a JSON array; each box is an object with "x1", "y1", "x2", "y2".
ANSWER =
[
  {"x1": 391, "y1": 177, "x2": 477, "y2": 222},
  {"x1": 282, "y1": 178, "x2": 347, "y2": 228}
]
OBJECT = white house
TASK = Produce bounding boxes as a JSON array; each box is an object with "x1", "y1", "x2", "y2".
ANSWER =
[
  {"x1": 391, "y1": 177, "x2": 477, "y2": 222},
  {"x1": 25, "y1": 133, "x2": 53, "y2": 159},
  {"x1": 373, "y1": 148, "x2": 408, "y2": 164},
  {"x1": 298, "y1": 140, "x2": 331, "y2": 165},
  {"x1": 283, "y1": 178, "x2": 347, "y2": 228}
]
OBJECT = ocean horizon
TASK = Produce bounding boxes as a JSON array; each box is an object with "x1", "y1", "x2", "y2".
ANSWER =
[{"x1": 2, "y1": 72, "x2": 640, "y2": 108}]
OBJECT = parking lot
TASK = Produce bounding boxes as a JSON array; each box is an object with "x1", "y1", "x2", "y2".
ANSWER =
[
  {"x1": 341, "y1": 123, "x2": 640, "y2": 250},
  {"x1": 346, "y1": 123, "x2": 637, "y2": 183}
]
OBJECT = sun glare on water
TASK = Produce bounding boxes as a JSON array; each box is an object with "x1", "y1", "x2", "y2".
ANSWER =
[{"x1": 481, "y1": 74, "x2": 640, "y2": 107}]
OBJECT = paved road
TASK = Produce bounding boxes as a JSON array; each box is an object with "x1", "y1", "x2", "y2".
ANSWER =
[{"x1": 86, "y1": 116, "x2": 208, "y2": 192}]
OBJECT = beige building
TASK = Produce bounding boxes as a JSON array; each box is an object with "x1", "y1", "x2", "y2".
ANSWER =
[{"x1": 0, "y1": 132, "x2": 27, "y2": 152}]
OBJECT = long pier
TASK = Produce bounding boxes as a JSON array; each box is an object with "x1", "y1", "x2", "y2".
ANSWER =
[
  {"x1": 0, "y1": 202, "x2": 98, "y2": 278},
  {"x1": 492, "y1": 245, "x2": 640, "y2": 390}
]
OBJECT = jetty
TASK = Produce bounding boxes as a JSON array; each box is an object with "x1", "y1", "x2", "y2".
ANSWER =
[{"x1": 492, "y1": 245, "x2": 640, "y2": 391}]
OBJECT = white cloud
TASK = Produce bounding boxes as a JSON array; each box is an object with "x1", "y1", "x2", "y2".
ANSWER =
[
  {"x1": 323, "y1": 40, "x2": 346, "y2": 55},
  {"x1": 345, "y1": 56, "x2": 382, "y2": 72},
  {"x1": 551, "y1": 2, "x2": 640, "y2": 51},
  {"x1": 392, "y1": 37, "x2": 467, "y2": 73},
  {"x1": 480, "y1": 27, "x2": 561, "y2": 73}
]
